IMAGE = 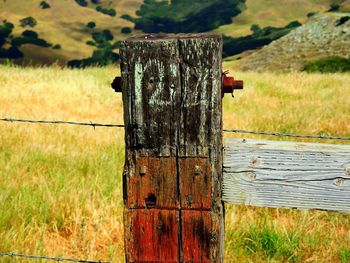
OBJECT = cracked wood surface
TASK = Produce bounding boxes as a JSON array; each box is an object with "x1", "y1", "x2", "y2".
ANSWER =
[{"x1": 223, "y1": 138, "x2": 350, "y2": 212}]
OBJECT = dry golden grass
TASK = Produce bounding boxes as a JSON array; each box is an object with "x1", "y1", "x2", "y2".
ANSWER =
[{"x1": 0, "y1": 65, "x2": 350, "y2": 262}]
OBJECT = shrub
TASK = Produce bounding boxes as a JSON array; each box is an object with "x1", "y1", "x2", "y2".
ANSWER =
[
  {"x1": 120, "y1": 14, "x2": 134, "y2": 22},
  {"x1": 40, "y1": 1, "x2": 50, "y2": 9},
  {"x1": 336, "y1": 16, "x2": 350, "y2": 26},
  {"x1": 75, "y1": 0, "x2": 88, "y2": 7},
  {"x1": 91, "y1": 0, "x2": 101, "y2": 4},
  {"x1": 328, "y1": 3, "x2": 340, "y2": 12},
  {"x1": 20, "y1": 17, "x2": 37, "y2": 28},
  {"x1": 86, "y1": 40, "x2": 95, "y2": 46},
  {"x1": 304, "y1": 56, "x2": 350, "y2": 73},
  {"x1": 121, "y1": 27, "x2": 132, "y2": 34},
  {"x1": 250, "y1": 24, "x2": 261, "y2": 34},
  {"x1": 96, "y1": 6, "x2": 116, "y2": 17},
  {"x1": 22, "y1": 30, "x2": 38, "y2": 38},
  {"x1": 0, "y1": 46, "x2": 23, "y2": 59},
  {"x1": 86, "y1": 21, "x2": 96, "y2": 29},
  {"x1": 11, "y1": 36, "x2": 51, "y2": 47},
  {"x1": 307, "y1": 12, "x2": 316, "y2": 18},
  {"x1": 52, "y1": 44, "x2": 61, "y2": 49}
]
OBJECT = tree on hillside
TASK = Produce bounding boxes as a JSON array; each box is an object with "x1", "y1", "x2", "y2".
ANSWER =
[
  {"x1": 1, "y1": 20, "x2": 54, "y2": 62},
  {"x1": 40, "y1": 1, "x2": 50, "y2": 9},
  {"x1": 20, "y1": 17, "x2": 37, "y2": 28},
  {"x1": 129, "y1": 0, "x2": 246, "y2": 33},
  {"x1": 328, "y1": 3, "x2": 340, "y2": 12},
  {"x1": 0, "y1": 21, "x2": 23, "y2": 59},
  {"x1": 121, "y1": 27, "x2": 132, "y2": 34},
  {"x1": 75, "y1": 0, "x2": 88, "y2": 7},
  {"x1": 96, "y1": 6, "x2": 116, "y2": 17},
  {"x1": 68, "y1": 29, "x2": 119, "y2": 68},
  {"x1": 223, "y1": 21, "x2": 301, "y2": 58},
  {"x1": 86, "y1": 21, "x2": 96, "y2": 29}
]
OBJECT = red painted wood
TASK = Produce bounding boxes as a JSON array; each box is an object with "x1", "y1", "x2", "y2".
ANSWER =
[
  {"x1": 125, "y1": 209, "x2": 179, "y2": 262},
  {"x1": 182, "y1": 211, "x2": 217, "y2": 262},
  {"x1": 127, "y1": 157, "x2": 178, "y2": 209},
  {"x1": 180, "y1": 158, "x2": 212, "y2": 209}
]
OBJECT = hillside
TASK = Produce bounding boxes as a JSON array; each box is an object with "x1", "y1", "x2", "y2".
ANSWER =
[
  {"x1": 0, "y1": 0, "x2": 349, "y2": 66},
  {"x1": 236, "y1": 12, "x2": 350, "y2": 72},
  {"x1": 0, "y1": 0, "x2": 142, "y2": 65}
]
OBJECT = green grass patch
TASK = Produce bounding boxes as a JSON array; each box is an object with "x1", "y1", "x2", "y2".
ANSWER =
[{"x1": 304, "y1": 56, "x2": 350, "y2": 73}]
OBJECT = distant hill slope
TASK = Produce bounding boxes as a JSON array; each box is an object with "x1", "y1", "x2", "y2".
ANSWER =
[
  {"x1": 0, "y1": 0, "x2": 142, "y2": 65},
  {"x1": 0, "y1": 0, "x2": 349, "y2": 66},
  {"x1": 236, "y1": 13, "x2": 350, "y2": 72}
]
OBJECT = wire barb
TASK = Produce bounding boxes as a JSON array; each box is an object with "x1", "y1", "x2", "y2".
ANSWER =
[{"x1": 0, "y1": 252, "x2": 111, "y2": 263}]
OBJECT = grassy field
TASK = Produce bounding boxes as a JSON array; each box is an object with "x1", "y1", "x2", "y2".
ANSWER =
[{"x1": 0, "y1": 65, "x2": 350, "y2": 262}]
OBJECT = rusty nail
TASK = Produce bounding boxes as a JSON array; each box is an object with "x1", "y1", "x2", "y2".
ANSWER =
[{"x1": 186, "y1": 195, "x2": 193, "y2": 206}]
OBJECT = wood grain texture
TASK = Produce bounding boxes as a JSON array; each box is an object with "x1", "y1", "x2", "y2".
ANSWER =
[
  {"x1": 223, "y1": 138, "x2": 350, "y2": 212},
  {"x1": 124, "y1": 209, "x2": 179, "y2": 262},
  {"x1": 120, "y1": 34, "x2": 224, "y2": 262}
]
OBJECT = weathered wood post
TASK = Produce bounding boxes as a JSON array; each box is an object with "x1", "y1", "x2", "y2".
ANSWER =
[{"x1": 120, "y1": 34, "x2": 224, "y2": 262}]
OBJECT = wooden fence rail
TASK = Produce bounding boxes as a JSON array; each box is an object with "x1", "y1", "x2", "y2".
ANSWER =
[{"x1": 223, "y1": 139, "x2": 350, "y2": 212}]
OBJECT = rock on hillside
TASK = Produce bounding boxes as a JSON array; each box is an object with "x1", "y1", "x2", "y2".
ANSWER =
[{"x1": 238, "y1": 13, "x2": 350, "y2": 72}]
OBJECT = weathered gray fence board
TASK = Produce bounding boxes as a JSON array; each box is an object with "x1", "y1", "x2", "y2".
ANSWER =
[{"x1": 223, "y1": 138, "x2": 350, "y2": 212}]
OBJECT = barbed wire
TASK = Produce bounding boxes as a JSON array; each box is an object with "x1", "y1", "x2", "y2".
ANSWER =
[
  {"x1": 1, "y1": 117, "x2": 350, "y2": 141},
  {"x1": 0, "y1": 118, "x2": 124, "y2": 128},
  {"x1": 223, "y1": 129, "x2": 350, "y2": 141},
  {"x1": 0, "y1": 251, "x2": 111, "y2": 263}
]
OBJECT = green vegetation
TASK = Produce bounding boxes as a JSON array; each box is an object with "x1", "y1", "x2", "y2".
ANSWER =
[
  {"x1": 0, "y1": 21, "x2": 23, "y2": 59},
  {"x1": 75, "y1": 0, "x2": 88, "y2": 7},
  {"x1": 86, "y1": 21, "x2": 96, "y2": 29},
  {"x1": 307, "y1": 12, "x2": 316, "y2": 17},
  {"x1": 328, "y1": 3, "x2": 340, "y2": 12},
  {"x1": 96, "y1": 6, "x2": 116, "y2": 17},
  {"x1": 68, "y1": 29, "x2": 119, "y2": 68},
  {"x1": 304, "y1": 56, "x2": 350, "y2": 73},
  {"x1": 223, "y1": 21, "x2": 301, "y2": 57},
  {"x1": 40, "y1": 1, "x2": 50, "y2": 9},
  {"x1": 241, "y1": 222, "x2": 299, "y2": 260},
  {"x1": 1, "y1": 20, "x2": 54, "y2": 61},
  {"x1": 336, "y1": 15, "x2": 350, "y2": 26},
  {"x1": 11, "y1": 30, "x2": 51, "y2": 48},
  {"x1": 121, "y1": 27, "x2": 131, "y2": 34},
  {"x1": 20, "y1": 17, "x2": 37, "y2": 28},
  {"x1": 339, "y1": 248, "x2": 350, "y2": 263},
  {"x1": 131, "y1": 0, "x2": 246, "y2": 33},
  {"x1": 52, "y1": 44, "x2": 61, "y2": 50}
]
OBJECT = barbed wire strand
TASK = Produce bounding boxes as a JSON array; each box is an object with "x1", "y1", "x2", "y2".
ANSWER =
[
  {"x1": 0, "y1": 118, "x2": 124, "y2": 128},
  {"x1": 1, "y1": 117, "x2": 350, "y2": 141},
  {"x1": 0, "y1": 251, "x2": 111, "y2": 263},
  {"x1": 223, "y1": 129, "x2": 350, "y2": 141}
]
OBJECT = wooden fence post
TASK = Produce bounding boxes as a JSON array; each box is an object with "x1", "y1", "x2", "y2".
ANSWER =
[{"x1": 120, "y1": 33, "x2": 224, "y2": 262}]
